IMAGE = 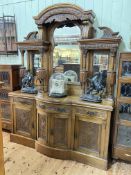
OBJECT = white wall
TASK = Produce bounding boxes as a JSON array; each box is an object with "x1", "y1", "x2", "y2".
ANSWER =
[{"x1": 0, "y1": 0, "x2": 131, "y2": 64}]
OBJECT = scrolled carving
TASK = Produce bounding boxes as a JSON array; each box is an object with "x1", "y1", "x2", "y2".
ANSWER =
[
  {"x1": 34, "y1": 4, "x2": 95, "y2": 25},
  {"x1": 16, "y1": 108, "x2": 31, "y2": 134},
  {"x1": 18, "y1": 45, "x2": 48, "y2": 52},
  {"x1": 99, "y1": 27, "x2": 121, "y2": 39},
  {"x1": 81, "y1": 48, "x2": 88, "y2": 57},
  {"x1": 24, "y1": 31, "x2": 38, "y2": 40},
  {"x1": 80, "y1": 21, "x2": 94, "y2": 39},
  {"x1": 110, "y1": 48, "x2": 117, "y2": 57},
  {"x1": 45, "y1": 14, "x2": 78, "y2": 24},
  {"x1": 80, "y1": 43, "x2": 119, "y2": 50}
]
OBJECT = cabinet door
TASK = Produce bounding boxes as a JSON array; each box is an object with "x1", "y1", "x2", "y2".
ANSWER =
[
  {"x1": 49, "y1": 113, "x2": 71, "y2": 149},
  {"x1": 1, "y1": 101, "x2": 11, "y2": 121},
  {"x1": 117, "y1": 125, "x2": 131, "y2": 147},
  {"x1": 74, "y1": 114, "x2": 106, "y2": 157},
  {"x1": 13, "y1": 103, "x2": 35, "y2": 138},
  {"x1": 114, "y1": 102, "x2": 131, "y2": 149},
  {"x1": 37, "y1": 110, "x2": 48, "y2": 144}
]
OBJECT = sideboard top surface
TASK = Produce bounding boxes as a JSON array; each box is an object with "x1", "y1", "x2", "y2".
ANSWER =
[{"x1": 8, "y1": 91, "x2": 113, "y2": 111}]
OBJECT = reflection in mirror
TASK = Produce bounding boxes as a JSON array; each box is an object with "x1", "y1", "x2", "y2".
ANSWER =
[
  {"x1": 93, "y1": 52, "x2": 109, "y2": 74},
  {"x1": 32, "y1": 53, "x2": 41, "y2": 75},
  {"x1": 53, "y1": 26, "x2": 80, "y2": 82}
]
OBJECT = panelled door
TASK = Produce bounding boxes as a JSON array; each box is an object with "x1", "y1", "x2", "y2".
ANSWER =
[
  {"x1": 74, "y1": 114, "x2": 107, "y2": 158},
  {"x1": 48, "y1": 113, "x2": 71, "y2": 149}
]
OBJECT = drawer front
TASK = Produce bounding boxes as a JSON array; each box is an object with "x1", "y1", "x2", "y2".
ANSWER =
[
  {"x1": 37, "y1": 101, "x2": 71, "y2": 114},
  {"x1": 13, "y1": 97, "x2": 34, "y2": 105},
  {"x1": 74, "y1": 107, "x2": 106, "y2": 119},
  {"x1": 47, "y1": 104, "x2": 71, "y2": 113},
  {"x1": 0, "y1": 89, "x2": 10, "y2": 100}
]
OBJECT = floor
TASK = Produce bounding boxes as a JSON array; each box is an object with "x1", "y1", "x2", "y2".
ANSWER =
[{"x1": 3, "y1": 132, "x2": 131, "y2": 175}]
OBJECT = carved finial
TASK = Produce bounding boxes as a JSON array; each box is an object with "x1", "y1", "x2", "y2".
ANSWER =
[{"x1": 99, "y1": 27, "x2": 119, "y2": 38}]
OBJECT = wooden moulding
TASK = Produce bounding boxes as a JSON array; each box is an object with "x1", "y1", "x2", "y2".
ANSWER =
[
  {"x1": 35, "y1": 141, "x2": 108, "y2": 170},
  {"x1": 2, "y1": 120, "x2": 13, "y2": 132},
  {"x1": 0, "y1": 117, "x2": 5, "y2": 175},
  {"x1": 10, "y1": 133, "x2": 35, "y2": 149},
  {"x1": 33, "y1": 3, "x2": 95, "y2": 25},
  {"x1": 113, "y1": 147, "x2": 131, "y2": 162}
]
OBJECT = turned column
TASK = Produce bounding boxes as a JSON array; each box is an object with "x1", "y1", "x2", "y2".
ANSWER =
[
  {"x1": 20, "y1": 50, "x2": 25, "y2": 67},
  {"x1": 27, "y1": 51, "x2": 30, "y2": 71},
  {"x1": 107, "y1": 48, "x2": 117, "y2": 99},
  {"x1": 29, "y1": 52, "x2": 34, "y2": 74},
  {"x1": 19, "y1": 50, "x2": 26, "y2": 81},
  {"x1": 80, "y1": 47, "x2": 89, "y2": 93},
  {"x1": 34, "y1": 48, "x2": 47, "y2": 95}
]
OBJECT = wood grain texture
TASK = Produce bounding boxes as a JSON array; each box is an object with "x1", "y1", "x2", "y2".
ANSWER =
[
  {"x1": 3, "y1": 132, "x2": 131, "y2": 175},
  {"x1": 9, "y1": 91, "x2": 113, "y2": 170},
  {"x1": 35, "y1": 94, "x2": 112, "y2": 170},
  {"x1": 0, "y1": 118, "x2": 5, "y2": 175}
]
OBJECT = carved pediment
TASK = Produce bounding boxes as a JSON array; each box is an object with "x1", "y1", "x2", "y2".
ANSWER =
[
  {"x1": 34, "y1": 3, "x2": 95, "y2": 25},
  {"x1": 99, "y1": 27, "x2": 121, "y2": 39},
  {"x1": 24, "y1": 31, "x2": 38, "y2": 40}
]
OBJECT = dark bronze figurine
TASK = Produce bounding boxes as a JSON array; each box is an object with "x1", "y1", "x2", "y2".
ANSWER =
[
  {"x1": 21, "y1": 71, "x2": 38, "y2": 94},
  {"x1": 81, "y1": 70, "x2": 107, "y2": 103}
]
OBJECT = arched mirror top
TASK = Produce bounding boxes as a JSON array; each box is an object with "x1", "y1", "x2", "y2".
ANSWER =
[{"x1": 34, "y1": 3, "x2": 95, "y2": 26}]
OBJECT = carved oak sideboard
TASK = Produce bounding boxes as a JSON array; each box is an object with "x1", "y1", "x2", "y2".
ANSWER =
[
  {"x1": 35, "y1": 94, "x2": 113, "y2": 170},
  {"x1": 0, "y1": 65, "x2": 21, "y2": 131},
  {"x1": 9, "y1": 91, "x2": 36, "y2": 148}
]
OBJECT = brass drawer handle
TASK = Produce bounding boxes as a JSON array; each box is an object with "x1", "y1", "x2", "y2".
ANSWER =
[
  {"x1": 86, "y1": 111, "x2": 96, "y2": 116},
  {"x1": 47, "y1": 106, "x2": 70, "y2": 113}
]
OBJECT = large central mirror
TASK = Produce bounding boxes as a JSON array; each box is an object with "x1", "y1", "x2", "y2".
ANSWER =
[{"x1": 53, "y1": 25, "x2": 81, "y2": 83}]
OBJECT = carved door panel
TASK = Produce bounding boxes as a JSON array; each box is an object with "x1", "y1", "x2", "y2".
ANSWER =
[
  {"x1": 74, "y1": 114, "x2": 106, "y2": 157},
  {"x1": 13, "y1": 104, "x2": 34, "y2": 138},
  {"x1": 37, "y1": 111, "x2": 48, "y2": 144},
  {"x1": 0, "y1": 101, "x2": 11, "y2": 120},
  {"x1": 49, "y1": 113, "x2": 71, "y2": 149}
]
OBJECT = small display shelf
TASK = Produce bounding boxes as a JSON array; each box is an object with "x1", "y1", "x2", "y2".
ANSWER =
[{"x1": 113, "y1": 53, "x2": 131, "y2": 162}]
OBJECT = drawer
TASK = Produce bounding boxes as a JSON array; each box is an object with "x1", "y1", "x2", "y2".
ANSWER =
[
  {"x1": 74, "y1": 107, "x2": 106, "y2": 118},
  {"x1": 13, "y1": 97, "x2": 34, "y2": 105},
  {"x1": 37, "y1": 101, "x2": 71, "y2": 114},
  {"x1": 47, "y1": 104, "x2": 71, "y2": 113}
]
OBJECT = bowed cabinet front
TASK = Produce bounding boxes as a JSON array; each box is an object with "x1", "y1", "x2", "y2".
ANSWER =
[{"x1": 36, "y1": 96, "x2": 112, "y2": 170}]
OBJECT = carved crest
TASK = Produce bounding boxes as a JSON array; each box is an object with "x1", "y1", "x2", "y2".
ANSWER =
[
  {"x1": 24, "y1": 31, "x2": 38, "y2": 40},
  {"x1": 99, "y1": 27, "x2": 121, "y2": 39},
  {"x1": 34, "y1": 3, "x2": 95, "y2": 25}
]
